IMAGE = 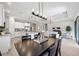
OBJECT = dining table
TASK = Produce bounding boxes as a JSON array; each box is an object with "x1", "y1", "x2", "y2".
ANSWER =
[{"x1": 14, "y1": 37, "x2": 57, "y2": 56}]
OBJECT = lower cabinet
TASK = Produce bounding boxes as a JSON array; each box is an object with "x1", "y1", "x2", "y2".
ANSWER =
[{"x1": 0, "y1": 35, "x2": 11, "y2": 54}]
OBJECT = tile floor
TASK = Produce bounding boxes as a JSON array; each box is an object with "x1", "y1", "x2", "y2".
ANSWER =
[{"x1": 61, "y1": 38, "x2": 79, "y2": 56}]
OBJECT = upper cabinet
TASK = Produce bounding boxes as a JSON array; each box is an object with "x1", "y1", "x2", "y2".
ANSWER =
[
  {"x1": 0, "y1": 4, "x2": 5, "y2": 26},
  {"x1": 15, "y1": 22, "x2": 30, "y2": 29},
  {"x1": 15, "y1": 22, "x2": 24, "y2": 29}
]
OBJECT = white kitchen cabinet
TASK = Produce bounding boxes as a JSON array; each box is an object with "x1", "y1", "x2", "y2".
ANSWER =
[
  {"x1": 15, "y1": 22, "x2": 30, "y2": 29},
  {"x1": 0, "y1": 4, "x2": 5, "y2": 26},
  {"x1": 0, "y1": 35, "x2": 11, "y2": 54},
  {"x1": 15, "y1": 22, "x2": 24, "y2": 28}
]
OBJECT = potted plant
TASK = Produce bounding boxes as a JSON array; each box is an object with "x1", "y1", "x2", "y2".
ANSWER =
[
  {"x1": 65, "y1": 26, "x2": 72, "y2": 32},
  {"x1": 0, "y1": 26, "x2": 5, "y2": 35},
  {"x1": 65, "y1": 26, "x2": 72, "y2": 39}
]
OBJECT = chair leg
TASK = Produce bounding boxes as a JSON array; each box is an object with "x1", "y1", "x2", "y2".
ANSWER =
[
  {"x1": 48, "y1": 49, "x2": 51, "y2": 56},
  {"x1": 0, "y1": 51, "x2": 2, "y2": 56},
  {"x1": 59, "y1": 48, "x2": 61, "y2": 56}
]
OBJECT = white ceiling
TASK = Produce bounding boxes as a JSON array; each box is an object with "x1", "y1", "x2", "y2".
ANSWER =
[
  {"x1": 0, "y1": 2, "x2": 79, "y2": 22},
  {"x1": 43, "y1": 2, "x2": 79, "y2": 22}
]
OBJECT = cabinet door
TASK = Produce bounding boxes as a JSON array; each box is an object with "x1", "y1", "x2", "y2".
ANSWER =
[
  {"x1": 0, "y1": 4, "x2": 5, "y2": 26},
  {"x1": 0, "y1": 35, "x2": 11, "y2": 53}
]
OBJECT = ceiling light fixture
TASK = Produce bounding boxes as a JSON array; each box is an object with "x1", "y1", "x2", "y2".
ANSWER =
[
  {"x1": 32, "y1": 12, "x2": 47, "y2": 20},
  {"x1": 32, "y1": 2, "x2": 47, "y2": 20},
  {"x1": 32, "y1": 8, "x2": 35, "y2": 12}
]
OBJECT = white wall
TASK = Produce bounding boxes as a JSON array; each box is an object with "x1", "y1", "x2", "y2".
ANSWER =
[{"x1": 48, "y1": 20, "x2": 75, "y2": 39}]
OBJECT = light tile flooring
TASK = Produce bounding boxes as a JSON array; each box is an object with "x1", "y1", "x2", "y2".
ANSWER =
[
  {"x1": 2, "y1": 42, "x2": 19, "y2": 56},
  {"x1": 2, "y1": 38, "x2": 79, "y2": 56},
  {"x1": 61, "y1": 38, "x2": 79, "y2": 56}
]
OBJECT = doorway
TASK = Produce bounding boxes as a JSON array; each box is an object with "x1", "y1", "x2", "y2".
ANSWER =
[{"x1": 74, "y1": 16, "x2": 79, "y2": 44}]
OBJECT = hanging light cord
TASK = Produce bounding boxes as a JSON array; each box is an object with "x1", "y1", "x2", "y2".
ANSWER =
[
  {"x1": 39, "y1": 2, "x2": 40, "y2": 14},
  {"x1": 42, "y1": 2, "x2": 43, "y2": 16}
]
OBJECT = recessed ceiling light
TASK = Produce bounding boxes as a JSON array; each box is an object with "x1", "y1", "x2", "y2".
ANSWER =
[{"x1": 7, "y1": 2, "x2": 11, "y2": 5}]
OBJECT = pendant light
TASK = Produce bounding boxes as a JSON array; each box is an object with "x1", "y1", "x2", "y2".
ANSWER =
[{"x1": 32, "y1": 2, "x2": 47, "y2": 20}]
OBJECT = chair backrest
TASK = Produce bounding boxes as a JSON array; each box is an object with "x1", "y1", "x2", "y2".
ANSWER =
[
  {"x1": 37, "y1": 33, "x2": 41, "y2": 38},
  {"x1": 53, "y1": 30, "x2": 61, "y2": 36},
  {"x1": 22, "y1": 35, "x2": 31, "y2": 40},
  {"x1": 34, "y1": 34, "x2": 38, "y2": 39},
  {"x1": 38, "y1": 33, "x2": 40, "y2": 36},
  {"x1": 49, "y1": 39, "x2": 59, "y2": 56},
  {"x1": 40, "y1": 39, "x2": 59, "y2": 56}
]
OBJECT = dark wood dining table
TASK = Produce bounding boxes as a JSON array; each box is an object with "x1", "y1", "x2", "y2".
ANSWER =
[{"x1": 14, "y1": 38, "x2": 57, "y2": 56}]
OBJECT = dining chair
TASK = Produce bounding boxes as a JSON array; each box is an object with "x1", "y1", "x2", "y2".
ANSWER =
[
  {"x1": 34, "y1": 33, "x2": 40, "y2": 39},
  {"x1": 40, "y1": 48, "x2": 49, "y2": 56},
  {"x1": 40, "y1": 39, "x2": 59, "y2": 56},
  {"x1": 0, "y1": 51, "x2": 2, "y2": 56},
  {"x1": 49, "y1": 39, "x2": 59, "y2": 56},
  {"x1": 34, "y1": 34, "x2": 38, "y2": 39},
  {"x1": 40, "y1": 51, "x2": 49, "y2": 56},
  {"x1": 55, "y1": 39, "x2": 62, "y2": 56},
  {"x1": 22, "y1": 35, "x2": 31, "y2": 40}
]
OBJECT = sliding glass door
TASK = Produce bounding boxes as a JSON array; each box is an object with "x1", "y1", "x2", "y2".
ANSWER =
[{"x1": 74, "y1": 16, "x2": 79, "y2": 44}]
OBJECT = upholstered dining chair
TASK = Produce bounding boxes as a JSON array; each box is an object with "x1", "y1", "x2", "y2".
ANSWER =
[
  {"x1": 49, "y1": 39, "x2": 59, "y2": 56},
  {"x1": 55, "y1": 39, "x2": 62, "y2": 56},
  {"x1": 40, "y1": 39, "x2": 59, "y2": 56}
]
